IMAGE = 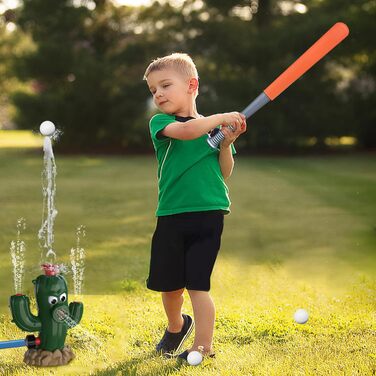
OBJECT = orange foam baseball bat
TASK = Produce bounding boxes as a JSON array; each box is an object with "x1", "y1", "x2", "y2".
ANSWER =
[
  {"x1": 240, "y1": 22, "x2": 350, "y2": 119},
  {"x1": 208, "y1": 22, "x2": 350, "y2": 148},
  {"x1": 264, "y1": 22, "x2": 350, "y2": 100}
]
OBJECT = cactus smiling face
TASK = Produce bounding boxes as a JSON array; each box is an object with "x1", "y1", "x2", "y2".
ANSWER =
[
  {"x1": 34, "y1": 274, "x2": 69, "y2": 321},
  {"x1": 10, "y1": 264, "x2": 83, "y2": 352}
]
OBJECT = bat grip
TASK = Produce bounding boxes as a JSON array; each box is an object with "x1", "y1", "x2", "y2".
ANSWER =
[
  {"x1": 242, "y1": 92, "x2": 271, "y2": 119},
  {"x1": 207, "y1": 92, "x2": 270, "y2": 149}
]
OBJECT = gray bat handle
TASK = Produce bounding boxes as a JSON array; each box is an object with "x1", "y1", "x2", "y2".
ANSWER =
[{"x1": 207, "y1": 92, "x2": 271, "y2": 149}]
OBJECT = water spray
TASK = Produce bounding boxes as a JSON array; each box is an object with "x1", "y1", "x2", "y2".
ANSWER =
[
  {"x1": 38, "y1": 120, "x2": 58, "y2": 263},
  {"x1": 2, "y1": 121, "x2": 85, "y2": 367},
  {"x1": 10, "y1": 218, "x2": 26, "y2": 294}
]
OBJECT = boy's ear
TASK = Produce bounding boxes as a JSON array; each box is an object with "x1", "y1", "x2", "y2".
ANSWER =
[{"x1": 188, "y1": 78, "x2": 199, "y2": 94}]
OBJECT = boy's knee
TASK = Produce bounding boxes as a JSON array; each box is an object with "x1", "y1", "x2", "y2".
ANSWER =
[
  {"x1": 187, "y1": 289, "x2": 209, "y2": 297},
  {"x1": 162, "y1": 288, "x2": 185, "y2": 297}
]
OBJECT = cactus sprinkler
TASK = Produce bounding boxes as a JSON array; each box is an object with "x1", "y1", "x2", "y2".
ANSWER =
[{"x1": 9, "y1": 264, "x2": 84, "y2": 366}]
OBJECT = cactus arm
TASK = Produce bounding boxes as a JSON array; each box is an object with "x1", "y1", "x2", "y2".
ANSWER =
[
  {"x1": 69, "y1": 302, "x2": 84, "y2": 326},
  {"x1": 9, "y1": 295, "x2": 42, "y2": 332}
]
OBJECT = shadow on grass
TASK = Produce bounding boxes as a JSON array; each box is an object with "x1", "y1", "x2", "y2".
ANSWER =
[{"x1": 93, "y1": 351, "x2": 185, "y2": 376}]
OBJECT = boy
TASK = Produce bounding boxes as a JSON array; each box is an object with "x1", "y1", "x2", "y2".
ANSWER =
[{"x1": 143, "y1": 53, "x2": 246, "y2": 360}]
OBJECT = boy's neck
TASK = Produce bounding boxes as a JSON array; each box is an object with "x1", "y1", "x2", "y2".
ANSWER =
[
  {"x1": 173, "y1": 101, "x2": 200, "y2": 118},
  {"x1": 174, "y1": 112, "x2": 200, "y2": 119}
]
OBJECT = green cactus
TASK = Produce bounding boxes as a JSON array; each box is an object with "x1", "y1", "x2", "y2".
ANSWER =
[{"x1": 9, "y1": 272, "x2": 83, "y2": 352}]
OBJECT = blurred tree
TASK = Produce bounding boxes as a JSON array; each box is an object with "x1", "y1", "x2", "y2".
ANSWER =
[
  {"x1": 12, "y1": 0, "x2": 154, "y2": 151},
  {"x1": 181, "y1": 0, "x2": 375, "y2": 150},
  {"x1": 8, "y1": 0, "x2": 376, "y2": 151},
  {"x1": 285, "y1": 0, "x2": 376, "y2": 148},
  {"x1": 11, "y1": 0, "x2": 208, "y2": 152},
  {"x1": 0, "y1": 4, "x2": 33, "y2": 130}
]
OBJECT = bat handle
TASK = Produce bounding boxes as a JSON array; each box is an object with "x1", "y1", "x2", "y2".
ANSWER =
[
  {"x1": 207, "y1": 128, "x2": 226, "y2": 148},
  {"x1": 207, "y1": 92, "x2": 270, "y2": 149}
]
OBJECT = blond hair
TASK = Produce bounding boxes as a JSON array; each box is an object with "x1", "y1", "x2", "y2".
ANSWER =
[{"x1": 143, "y1": 52, "x2": 199, "y2": 81}]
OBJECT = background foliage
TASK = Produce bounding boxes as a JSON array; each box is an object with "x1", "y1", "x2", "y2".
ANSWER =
[{"x1": 0, "y1": 0, "x2": 375, "y2": 152}]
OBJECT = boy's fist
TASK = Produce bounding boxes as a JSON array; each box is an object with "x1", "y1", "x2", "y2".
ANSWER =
[
  {"x1": 220, "y1": 112, "x2": 245, "y2": 128},
  {"x1": 220, "y1": 113, "x2": 247, "y2": 148}
]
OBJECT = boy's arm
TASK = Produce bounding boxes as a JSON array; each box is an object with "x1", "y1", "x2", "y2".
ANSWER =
[
  {"x1": 219, "y1": 120, "x2": 247, "y2": 179},
  {"x1": 219, "y1": 145, "x2": 234, "y2": 179},
  {"x1": 161, "y1": 112, "x2": 245, "y2": 140}
]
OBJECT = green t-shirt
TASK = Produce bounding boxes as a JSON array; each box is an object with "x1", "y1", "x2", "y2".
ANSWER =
[{"x1": 149, "y1": 113, "x2": 236, "y2": 217}]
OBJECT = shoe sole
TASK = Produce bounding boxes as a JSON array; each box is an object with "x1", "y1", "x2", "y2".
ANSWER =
[{"x1": 164, "y1": 317, "x2": 195, "y2": 357}]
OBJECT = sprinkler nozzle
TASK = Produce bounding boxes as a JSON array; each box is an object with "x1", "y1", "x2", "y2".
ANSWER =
[
  {"x1": 25, "y1": 335, "x2": 41, "y2": 349},
  {"x1": 52, "y1": 305, "x2": 69, "y2": 323},
  {"x1": 41, "y1": 263, "x2": 60, "y2": 276}
]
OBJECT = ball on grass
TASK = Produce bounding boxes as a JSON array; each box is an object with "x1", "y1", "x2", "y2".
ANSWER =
[
  {"x1": 187, "y1": 351, "x2": 203, "y2": 366},
  {"x1": 40, "y1": 121, "x2": 55, "y2": 136},
  {"x1": 294, "y1": 309, "x2": 309, "y2": 324}
]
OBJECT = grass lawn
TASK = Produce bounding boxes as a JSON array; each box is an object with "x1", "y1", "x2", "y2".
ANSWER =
[{"x1": 0, "y1": 133, "x2": 375, "y2": 375}]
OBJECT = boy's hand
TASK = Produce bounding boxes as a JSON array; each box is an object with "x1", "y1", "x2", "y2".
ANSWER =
[
  {"x1": 220, "y1": 112, "x2": 245, "y2": 128},
  {"x1": 220, "y1": 115, "x2": 247, "y2": 148}
]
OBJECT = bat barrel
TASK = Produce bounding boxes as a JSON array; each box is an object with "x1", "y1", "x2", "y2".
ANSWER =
[{"x1": 264, "y1": 22, "x2": 349, "y2": 100}]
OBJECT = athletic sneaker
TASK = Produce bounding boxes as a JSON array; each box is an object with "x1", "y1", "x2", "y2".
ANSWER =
[{"x1": 156, "y1": 314, "x2": 194, "y2": 356}]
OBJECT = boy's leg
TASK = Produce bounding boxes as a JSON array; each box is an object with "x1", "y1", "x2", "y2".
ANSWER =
[
  {"x1": 187, "y1": 290, "x2": 215, "y2": 354},
  {"x1": 181, "y1": 211, "x2": 223, "y2": 356},
  {"x1": 156, "y1": 288, "x2": 194, "y2": 355},
  {"x1": 162, "y1": 289, "x2": 185, "y2": 332}
]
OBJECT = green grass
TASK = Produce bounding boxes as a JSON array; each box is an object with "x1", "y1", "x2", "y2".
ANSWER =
[{"x1": 0, "y1": 141, "x2": 375, "y2": 375}]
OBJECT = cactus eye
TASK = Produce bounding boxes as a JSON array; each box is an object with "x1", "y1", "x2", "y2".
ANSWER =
[
  {"x1": 48, "y1": 296, "x2": 58, "y2": 305},
  {"x1": 60, "y1": 293, "x2": 67, "y2": 302}
]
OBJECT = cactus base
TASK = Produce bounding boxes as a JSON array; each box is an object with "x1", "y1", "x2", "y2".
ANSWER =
[{"x1": 23, "y1": 346, "x2": 75, "y2": 367}]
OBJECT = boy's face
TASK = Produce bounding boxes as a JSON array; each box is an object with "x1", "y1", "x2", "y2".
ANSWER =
[{"x1": 146, "y1": 69, "x2": 197, "y2": 115}]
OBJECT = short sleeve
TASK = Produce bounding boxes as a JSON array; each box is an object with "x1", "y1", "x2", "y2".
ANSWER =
[{"x1": 149, "y1": 113, "x2": 176, "y2": 144}]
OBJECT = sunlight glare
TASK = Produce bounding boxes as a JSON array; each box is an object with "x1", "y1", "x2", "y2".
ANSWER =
[{"x1": 112, "y1": 0, "x2": 153, "y2": 6}]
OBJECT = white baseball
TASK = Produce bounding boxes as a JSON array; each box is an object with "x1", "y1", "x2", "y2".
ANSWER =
[
  {"x1": 40, "y1": 121, "x2": 56, "y2": 136},
  {"x1": 294, "y1": 309, "x2": 309, "y2": 324},
  {"x1": 187, "y1": 351, "x2": 203, "y2": 366}
]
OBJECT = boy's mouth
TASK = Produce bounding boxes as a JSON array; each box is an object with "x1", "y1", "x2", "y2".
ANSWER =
[{"x1": 159, "y1": 100, "x2": 168, "y2": 106}]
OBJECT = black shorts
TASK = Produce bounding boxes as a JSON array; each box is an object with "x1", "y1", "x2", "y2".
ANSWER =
[{"x1": 146, "y1": 210, "x2": 224, "y2": 292}]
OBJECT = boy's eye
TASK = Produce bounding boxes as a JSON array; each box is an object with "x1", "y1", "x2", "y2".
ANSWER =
[{"x1": 163, "y1": 84, "x2": 170, "y2": 88}]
